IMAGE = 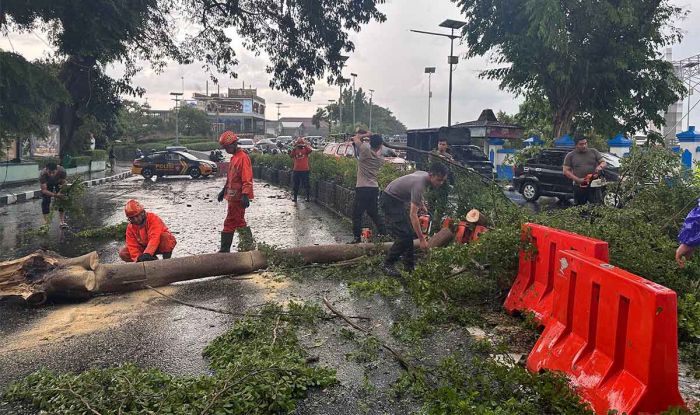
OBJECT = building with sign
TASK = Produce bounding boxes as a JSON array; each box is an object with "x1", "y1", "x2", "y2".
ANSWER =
[{"x1": 192, "y1": 88, "x2": 266, "y2": 139}]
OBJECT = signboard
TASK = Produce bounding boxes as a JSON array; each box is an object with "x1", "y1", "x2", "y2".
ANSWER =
[
  {"x1": 487, "y1": 127, "x2": 522, "y2": 140},
  {"x1": 242, "y1": 99, "x2": 253, "y2": 114},
  {"x1": 32, "y1": 125, "x2": 60, "y2": 157}
]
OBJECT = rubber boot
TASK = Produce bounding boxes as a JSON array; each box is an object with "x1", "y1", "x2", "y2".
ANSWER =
[
  {"x1": 219, "y1": 232, "x2": 234, "y2": 253},
  {"x1": 237, "y1": 227, "x2": 255, "y2": 252}
]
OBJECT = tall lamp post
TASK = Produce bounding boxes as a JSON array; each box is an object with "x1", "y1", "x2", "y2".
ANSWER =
[
  {"x1": 350, "y1": 73, "x2": 358, "y2": 128},
  {"x1": 169, "y1": 92, "x2": 183, "y2": 145},
  {"x1": 338, "y1": 55, "x2": 349, "y2": 133},
  {"x1": 424, "y1": 67, "x2": 436, "y2": 127},
  {"x1": 275, "y1": 102, "x2": 283, "y2": 136},
  {"x1": 368, "y1": 89, "x2": 375, "y2": 131},
  {"x1": 411, "y1": 19, "x2": 466, "y2": 127}
]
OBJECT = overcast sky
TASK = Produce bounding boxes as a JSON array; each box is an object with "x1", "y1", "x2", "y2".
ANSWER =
[{"x1": 2, "y1": 0, "x2": 700, "y2": 130}]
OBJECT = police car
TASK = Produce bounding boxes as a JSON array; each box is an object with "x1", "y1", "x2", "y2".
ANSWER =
[{"x1": 132, "y1": 150, "x2": 218, "y2": 179}]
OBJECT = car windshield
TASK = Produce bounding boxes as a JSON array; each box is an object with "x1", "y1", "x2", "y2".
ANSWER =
[
  {"x1": 239, "y1": 139, "x2": 254, "y2": 146},
  {"x1": 602, "y1": 153, "x2": 621, "y2": 168},
  {"x1": 176, "y1": 151, "x2": 198, "y2": 161}
]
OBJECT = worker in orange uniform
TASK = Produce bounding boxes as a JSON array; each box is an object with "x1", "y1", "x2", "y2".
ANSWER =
[
  {"x1": 119, "y1": 199, "x2": 177, "y2": 262},
  {"x1": 290, "y1": 138, "x2": 313, "y2": 202},
  {"x1": 217, "y1": 131, "x2": 255, "y2": 252}
]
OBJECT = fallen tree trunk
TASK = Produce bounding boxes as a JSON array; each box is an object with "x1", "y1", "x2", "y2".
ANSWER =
[{"x1": 1, "y1": 228, "x2": 454, "y2": 306}]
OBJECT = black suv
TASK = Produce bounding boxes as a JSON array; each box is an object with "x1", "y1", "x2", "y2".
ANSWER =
[{"x1": 512, "y1": 148, "x2": 621, "y2": 204}]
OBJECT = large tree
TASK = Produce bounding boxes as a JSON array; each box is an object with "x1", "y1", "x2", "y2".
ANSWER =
[
  {"x1": 1, "y1": 0, "x2": 386, "y2": 155},
  {"x1": 325, "y1": 87, "x2": 407, "y2": 135},
  {"x1": 0, "y1": 52, "x2": 68, "y2": 153},
  {"x1": 456, "y1": 0, "x2": 686, "y2": 138}
]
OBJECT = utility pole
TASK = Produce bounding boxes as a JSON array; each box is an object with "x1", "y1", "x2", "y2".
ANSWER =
[
  {"x1": 425, "y1": 67, "x2": 436, "y2": 127},
  {"x1": 368, "y1": 89, "x2": 374, "y2": 131},
  {"x1": 169, "y1": 92, "x2": 183, "y2": 146},
  {"x1": 351, "y1": 73, "x2": 358, "y2": 128}
]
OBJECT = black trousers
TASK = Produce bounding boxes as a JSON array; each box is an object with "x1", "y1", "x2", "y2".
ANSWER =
[
  {"x1": 352, "y1": 187, "x2": 386, "y2": 239},
  {"x1": 573, "y1": 186, "x2": 602, "y2": 206},
  {"x1": 293, "y1": 171, "x2": 310, "y2": 199},
  {"x1": 380, "y1": 192, "x2": 415, "y2": 268},
  {"x1": 41, "y1": 184, "x2": 63, "y2": 215}
]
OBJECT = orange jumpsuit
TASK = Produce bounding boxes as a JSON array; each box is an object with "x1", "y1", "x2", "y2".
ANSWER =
[
  {"x1": 119, "y1": 212, "x2": 177, "y2": 262},
  {"x1": 223, "y1": 149, "x2": 254, "y2": 232}
]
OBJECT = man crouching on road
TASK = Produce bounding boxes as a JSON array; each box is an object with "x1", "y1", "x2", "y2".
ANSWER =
[
  {"x1": 119, "y1": 199, "x2": 177, "y2": 262},
  {"x1": 380, "y1": 163, "x2": 449, "y2": 277},
  {"x1": 217, "y1": 130, "x2": 255, "y2": 252},
  {"x1": 563, "y1": 135, "x2": 607, "y2": 205}
]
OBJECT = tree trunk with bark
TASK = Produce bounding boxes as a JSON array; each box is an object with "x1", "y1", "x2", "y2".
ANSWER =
[{"x1": 0, "y1": 229, "x2": 454, "y2": 306}]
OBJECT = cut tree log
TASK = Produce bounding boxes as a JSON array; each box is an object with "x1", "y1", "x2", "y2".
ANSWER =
[{"x1": 0, "y1": 228, "x2": 454, "y2": 306}]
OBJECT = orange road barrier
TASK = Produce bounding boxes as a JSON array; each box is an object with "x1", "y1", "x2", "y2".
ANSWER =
[
  {"x1": 527, "y1": 250, "x2": 685, "y2": 414},
  {"x1": 504, "y1": 223, "x2": 609, "y2": 325}
]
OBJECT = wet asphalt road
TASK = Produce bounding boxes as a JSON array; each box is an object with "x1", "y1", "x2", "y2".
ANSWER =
[{"x1": 0, "y1": 174, "x2": 478, "y2": 414}]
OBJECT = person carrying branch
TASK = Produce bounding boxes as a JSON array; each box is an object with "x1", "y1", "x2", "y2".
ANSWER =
[
  {"x1": 119, "y1": 199, "x2": 177, "y2": 262},
  {"x1": 39, "y1": 162, "x2": 68, "y2": 228}
]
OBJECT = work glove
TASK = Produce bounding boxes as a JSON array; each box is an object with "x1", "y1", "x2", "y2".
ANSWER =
[
  {"x1": 217, "y1": 187, "x2": 226, "y2": 202},
  {"x1": 137, "y1": 253, "x2": 157, "y2": 262},
  {"x1": 241, "y1": 194, "x2": 250, "y2": 209}
]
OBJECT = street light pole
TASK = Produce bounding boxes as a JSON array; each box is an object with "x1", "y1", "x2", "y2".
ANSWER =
[
  {"x1": 411, "y1": 19, "x2": 466, "y2": 127},
  {"x1": 169, "y1": 92, "x2": 183, "y2": 146},
  {"x1": 351, "y1": 73, "x2": 358, "y2": 128},
  {"x1": 275, "y1": 102, "x2": 283, "y2": 136},
  {"x1": 368, "y1": 89, "x2": 374, "y2": 131},
  {"x1": 425, "y1": 67, "x2": 436, "y2": 127}
]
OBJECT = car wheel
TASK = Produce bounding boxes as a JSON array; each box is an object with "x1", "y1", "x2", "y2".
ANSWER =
[
  {"x1": 141, "y1": 168, "x2": 154, "y2": 179},
  {"x1": 603, "y1": 191, "x2": 620, "y2": 208},
  {"x1": 521, "y1": 181, "x2": 540, "y2": 202},
  {"x1": 188, "y1": 167, "x2": 201, "y2": 179}
]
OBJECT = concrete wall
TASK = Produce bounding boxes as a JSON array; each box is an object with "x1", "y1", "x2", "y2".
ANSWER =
[{"x1": 0, "y1": 162, "x2": 40, "y2": 184}]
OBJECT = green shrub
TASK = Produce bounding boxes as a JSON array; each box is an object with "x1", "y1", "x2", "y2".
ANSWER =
[
  {"x1": 84, "y1": 149, "x2": 107, "y2": 161},
  {"x1": 34, "y1": 157, "x2": 60, "y2": 169},
  {"x1": 72, "y1": 156, "x2": 91, "y2": 166}
]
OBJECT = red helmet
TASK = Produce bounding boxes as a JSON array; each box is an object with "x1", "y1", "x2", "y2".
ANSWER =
[
  {"x1": 124, "y1": 199, "x2": 145, "y2": 218},
  {"x1": 219, "y1": 131, "x2": 239, "y2": 147}
]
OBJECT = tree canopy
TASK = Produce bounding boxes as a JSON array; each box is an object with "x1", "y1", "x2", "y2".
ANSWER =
[
  {"x1": 1, "y1": 0, "x2": 386, "y2": 154},
  {"x1": 456, "y1": 0, "x2": 686, "y2": 138},
  {"x1": 324, "y1": 87, "x2": 407, "y2": 136}
]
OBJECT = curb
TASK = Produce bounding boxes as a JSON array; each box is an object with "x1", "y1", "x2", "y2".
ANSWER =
[{"x1": 0, "y1": 171, "x2": 133, "y2": 206}]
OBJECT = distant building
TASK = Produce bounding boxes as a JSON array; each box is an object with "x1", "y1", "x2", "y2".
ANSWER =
[
  {"x1": 192, "y1": 88, "x2": 266, "y2": 139},
  {"x1": 277, "y1": 117, "x2": 329, "y2": 138}
]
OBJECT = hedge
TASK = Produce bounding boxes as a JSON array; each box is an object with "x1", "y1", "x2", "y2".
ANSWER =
[
  {"x1": 73, "y1": 156, "x2": 92, "y2": 166},
  {"x1": 35, "y1": 157, "x2": 60, "y2": 169},
  {"x1": 84, "y1": 149, "x2": 107, "y2": 161}
]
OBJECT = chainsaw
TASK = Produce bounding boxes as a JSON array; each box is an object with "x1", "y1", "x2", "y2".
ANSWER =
[{"x1": 580, "y1": 171, "x2": 607, "y2": 188}]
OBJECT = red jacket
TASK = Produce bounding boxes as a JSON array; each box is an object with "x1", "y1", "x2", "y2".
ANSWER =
[
  {"x1": 226, "y1": 149, "x2": 254, "y2": 201},
  {"x1": 290, "y1": 146, "x2": 312, "y2": 171},
  {"x1": 125, "y1": 212, "x2": 177, "y2": 261}
]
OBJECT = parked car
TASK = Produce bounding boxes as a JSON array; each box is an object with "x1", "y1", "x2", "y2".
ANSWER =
[
  {"x1": 276, "y1": 136, "x2": 293, "y2": 146},
  {"x1": 322, "y1": 142, "x2": 410, "y2": 168},
  {"x1": 305, "y1": 136, "x2": 325, "y2": 149},
  {"x1": 237, "y1": 138, "x2": 255, "y2": 152},
  {"x1": 449, "y1": 145, "x2": 495, "y2": 178},
  {"x1": 512, "y1": 148, "x2": 621, "y2": 205},
  {"x1": 323, "y1": 142, "x2": 356, "y2": 158},
  {"x1": 253, "y1": 139, "x2": 281, "y2": 154},
  {"x1": 132, "y1": 150, "x2": 218, "y2": 179}
]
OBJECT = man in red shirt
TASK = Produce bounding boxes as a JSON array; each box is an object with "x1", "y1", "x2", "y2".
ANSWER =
[
  {"x1": 290, "y1": 138, "x2": 312, "y2": 202},
  {"x1": 217, "y1": 131, "x2": 255, "y2": 252},
  {"x1": 119, "y1": 199, "x2": 177, "y2": 262}
]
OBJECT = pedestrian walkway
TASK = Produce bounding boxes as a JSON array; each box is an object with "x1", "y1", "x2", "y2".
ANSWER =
[{"x1": 0, "y1": 164, "x2": 133, "y2": 206}]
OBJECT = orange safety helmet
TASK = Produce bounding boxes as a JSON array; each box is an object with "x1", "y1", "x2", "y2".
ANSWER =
[
  {"x1": 124, "y1": 199, "x2": 145, "y2": 218},
  {"x1": 219, "y1": 131, "x2": 239, "y2": 147}
]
